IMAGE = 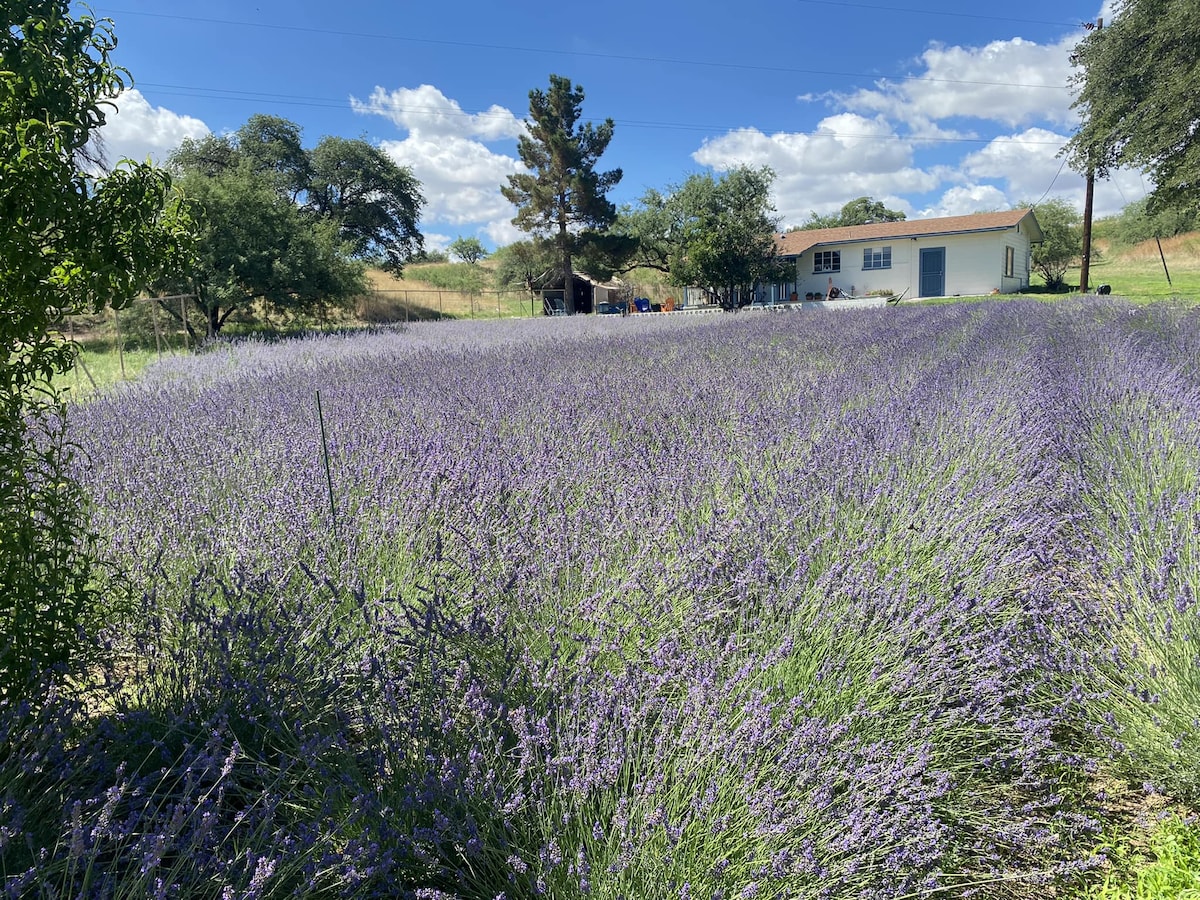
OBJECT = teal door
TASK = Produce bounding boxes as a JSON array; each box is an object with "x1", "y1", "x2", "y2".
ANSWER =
[{"x1": 920, "y1": 247, "x2": 945, "y2": 297}]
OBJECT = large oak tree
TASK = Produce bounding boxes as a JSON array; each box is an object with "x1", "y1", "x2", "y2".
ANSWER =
[
  {"x1": 796, "y1": 196, "x2": 906, "y2": 231},
  {"x1": 1067, "y1": 0, "x2": 1200, "y2": 213},
  {"x1": 307, "y1": 135, "x2": 424, "y2": 272},
  {"x1": 171, "y1": 165, "x2": 364, "y2": 336},
  {"x1": 166, "y1": 116, "x2": 424, "y2": 335},
  {"x1": 619, "y1": 166, "x2": 786, "y2": 308}
]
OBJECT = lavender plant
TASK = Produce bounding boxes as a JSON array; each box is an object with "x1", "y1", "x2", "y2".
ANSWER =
[
  {"x1": 5, "y1": 300, "x2": 1197, "y2": 899},
  {"x1": 1064, "y1": 303, "x2": 1200, "y2": 802}
]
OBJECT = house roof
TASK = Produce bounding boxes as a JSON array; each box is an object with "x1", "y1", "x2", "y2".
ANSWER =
[{"x1": 776, "y1": 209, "x2": 1043, "y2": 257}]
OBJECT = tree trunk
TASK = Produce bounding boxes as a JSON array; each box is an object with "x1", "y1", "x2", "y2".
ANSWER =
[{"x1": 560, "y1": 218, "x2": 574, "y2": 315}]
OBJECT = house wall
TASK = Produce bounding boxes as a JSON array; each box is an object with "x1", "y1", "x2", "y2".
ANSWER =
[{"x1": 783, "y1": 226, "x2": 1035, "y2": 299}]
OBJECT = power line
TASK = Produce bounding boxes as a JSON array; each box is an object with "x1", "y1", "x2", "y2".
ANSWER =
[
  {"x1": 793, "y1": 0, "x2": 1085, "y2": 29},
  {"x1": 133, "y1": 81, "x2": 1070, "y2": 147},
  {"x1": 97, "y1": 6, "x2": 1071, "y2": 93},
  {"x1": 1032, "y1": 155, "x2": 1070, "y2": 206}
]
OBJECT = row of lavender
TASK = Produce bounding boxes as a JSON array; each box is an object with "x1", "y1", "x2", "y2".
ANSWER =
[{"x1": 3, "y1": 300, "x2": 1197, "y2": 898}]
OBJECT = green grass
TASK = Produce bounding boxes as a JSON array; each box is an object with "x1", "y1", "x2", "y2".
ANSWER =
[
  {"x1": 1091, "y1": 816, "x2": 1200, "y2": 899},
  {"x1": 404, "y1": 261, "x2": 491, "y2": 293},
  {"x1": 1076, "y1": 233, "x2": 1200, "y2": 302},
  {"x1": 54, "y1": 345, "x2": 164, "y2": 400}
]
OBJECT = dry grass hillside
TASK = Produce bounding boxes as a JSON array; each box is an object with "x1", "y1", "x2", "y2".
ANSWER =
[
  {"x1": 363, "y1": 260, "x2": 679, "y2": 322},
  {"x1": 360, "y1": 263, "x2": 532, "y2": 321}
]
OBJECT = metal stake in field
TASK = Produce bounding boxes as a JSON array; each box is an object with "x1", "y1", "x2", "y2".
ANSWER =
[{"x1": 316, "y1": 390, "x2": 338, "y2": 537}]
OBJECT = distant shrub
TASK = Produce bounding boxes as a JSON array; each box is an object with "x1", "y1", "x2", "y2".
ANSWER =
[
  {"x1": 1097, "y1": 198, "x2": 1200, "y2": 249},
  {"x1": 405, "y1": 262, "x2": 489, "y2": 293},
  {"x1": 413, "y1": 249, "x2": 449, "y2": 264}
]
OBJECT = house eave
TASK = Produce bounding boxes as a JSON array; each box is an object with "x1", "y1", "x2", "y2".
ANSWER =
[{"x1": 780, "y1": 225, "x2": 1035, "y2": 259}]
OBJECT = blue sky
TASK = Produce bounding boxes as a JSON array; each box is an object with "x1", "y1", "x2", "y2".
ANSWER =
[{"x1": 88, "y1": 0, "x2": 1136, "y2": 252}]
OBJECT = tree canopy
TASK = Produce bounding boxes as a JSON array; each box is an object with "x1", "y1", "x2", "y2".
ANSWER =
[
  {"x1": 449, "y1": 236, "x2": 488, "y2": 265},
  {"x1": 306, "y1": 135, "x2": 424, "y2": 271},
  {"x1": 1096, "y1": 198, "x2": 1199, "y2": 249},
  {"x1": 1067, "y1": 0, "x2": 1200, "y2": 213},
  {"x1": 621, "y1": 166, "x2": 784, "y2": 309},
  {"x1": 168, "y1": 165, "x2": 364, "y2": 335},
  {"x1": 1, "y1": 0, "x2": 194, "y2": 696},
  {"x1": 796, "y1": 196, "x2": 907, "y2": 230},
  {"x1": 166, "y1": 115, "x2": 424, "y2": 335},
  {"x1": 501, "y1": 75, "x2": 630, "y2": 313},
  {"x1": 1026, "y1": 199, "x2": 1086, "y2": 291},
  {"x1": 491, "y1": 239, "x2": 558, "y2": 295},
  {"x1": 613, "y1": 186, "x2": 677, "y2": 276},
  {"x1": 236, "y1": 113, "x2": 311, "y2": 200}
]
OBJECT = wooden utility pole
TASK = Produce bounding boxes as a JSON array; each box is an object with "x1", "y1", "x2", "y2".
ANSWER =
[
  {"x1": 1080, "y1": 167, "x2": 1096, "y2": 293},
  {"x1": 1079, "y1": 17, "x2": 1102, "y2": 294}
]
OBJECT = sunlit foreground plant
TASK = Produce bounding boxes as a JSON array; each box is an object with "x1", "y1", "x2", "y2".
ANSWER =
[
  {"x1": 1089, "y1": 814, "x2": 1200, "y2": 899},
  {"x1": 4, "y1": 299, "x2": 1198, "y2": 898},
  {"x1": 1069, "y1": 305, "x2": 1200, "y2": 803},
  {"x1": 0, "y1": 0, "x2": 194, "y2": 701}
]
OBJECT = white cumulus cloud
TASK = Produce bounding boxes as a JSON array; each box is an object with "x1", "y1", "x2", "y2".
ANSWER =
[
  {"x1": 97, "y1": 89, "x2": 209, "y2": 167},
  {"x1": 351, "y1": 84, "x2": 525, "y2": 142},
  {"x1": 691, "y1": 29, "x2": 1106, "y2": 225},
  {"x1": 692, "y1": 114, "x2": 941, "y2": 227},
  {"x1": 962, "y1": 128, "x2": 1074, "y2": 196},
  {"x1": 837, "y1": 37, "x2": 1077, "y2": 130},
  {"x1": 922, "y1": 185, "x2": 1012, "y2": 218},
  {"x1": 355, "y1": 85, "x2": 525, "y2": 244}
]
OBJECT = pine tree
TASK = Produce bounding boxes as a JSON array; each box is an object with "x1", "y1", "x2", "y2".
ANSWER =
[{"x1": 502, "y1": 75, "x2": 622, "y2": 314}]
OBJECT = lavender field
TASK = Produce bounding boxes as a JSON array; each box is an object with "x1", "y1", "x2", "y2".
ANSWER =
[{"x1": 4, "y1": 299, "x2": 1199, "y2": 898}]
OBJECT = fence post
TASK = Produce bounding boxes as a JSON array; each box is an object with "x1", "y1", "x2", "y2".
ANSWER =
[
  {"x1": 69, "y1": 316, "x2": 80, "y2": 392},
  {"x1": 150, "y1": 296, "x2": 163, "y2": 362},
  {"x1": 113, "y1": 304, "x2": 126, "y2": 380},
  {"x1": 180, "y1": 295, "x2": 190, "y2": 351}
]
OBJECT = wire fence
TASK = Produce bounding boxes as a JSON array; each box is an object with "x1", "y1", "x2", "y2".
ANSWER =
[
  {"x1": 62, "y1": 282, "x2": 700, "y2": 390},
  {"x1": 358, "y1": 288, "x2": 540, "y2": 322},
  {"x1": 61, "y1": 289, "x2": 548, "y2": 382}
]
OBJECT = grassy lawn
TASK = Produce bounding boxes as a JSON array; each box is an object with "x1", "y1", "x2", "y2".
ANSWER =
[
  {"x1": 56, "y1": 345, "x2": 171, "y2": 400},
  {"x1": 1082, "y1": 232, "x2": 1200, "y2": 302},
  {"x1": 1090, "y1": 815, "x2": 1200, "y2": 899}
]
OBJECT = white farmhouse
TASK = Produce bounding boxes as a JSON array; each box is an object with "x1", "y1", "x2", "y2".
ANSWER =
[{"x1": 773, "y1": 209, "x2": 1044, "y2": 301}]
